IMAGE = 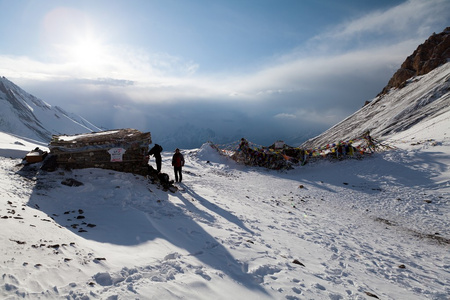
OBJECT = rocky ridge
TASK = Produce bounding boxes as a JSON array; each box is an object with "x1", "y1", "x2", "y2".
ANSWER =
[{"x1": 379, "y1": 27, "x2": 450, "y2": 95}]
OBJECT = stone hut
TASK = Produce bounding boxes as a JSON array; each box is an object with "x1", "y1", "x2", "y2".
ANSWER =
[{"x1": 49, "y1": 128, "x2": 151, "y2": 176}]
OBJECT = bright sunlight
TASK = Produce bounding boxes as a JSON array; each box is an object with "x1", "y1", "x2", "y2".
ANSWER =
[{"x1": 68, "y1": 38, "x2": 105, "y2": 65}]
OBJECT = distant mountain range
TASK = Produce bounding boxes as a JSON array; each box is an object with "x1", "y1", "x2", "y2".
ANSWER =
[{"x1": 0, "y1": 76, "x2": 102, "y2": 142}]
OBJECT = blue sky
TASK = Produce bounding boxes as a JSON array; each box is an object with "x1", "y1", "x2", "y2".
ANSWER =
[{"x1": 1, "y1": 0, "x2": 449, "y2": 147}]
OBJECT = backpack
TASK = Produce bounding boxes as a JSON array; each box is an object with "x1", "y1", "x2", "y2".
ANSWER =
[
  {"x1": 149, "y1": 144, "x2": 163, "y2": 156},
  {"x1": 158, "y1": 173, "x2": 169, "y2": 184}
]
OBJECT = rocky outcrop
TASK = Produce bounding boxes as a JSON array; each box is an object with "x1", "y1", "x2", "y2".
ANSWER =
[{"x1": 379, "y1": 27, "x2": 450, "y2": 95}]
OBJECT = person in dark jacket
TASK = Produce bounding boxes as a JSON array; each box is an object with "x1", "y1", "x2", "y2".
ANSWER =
[
  {"x1": 148, "y1": 144, "x2": 163, "y2": 172},
  {"x1": 171, "y1": 148, "x2": 185, "y2": 183}
]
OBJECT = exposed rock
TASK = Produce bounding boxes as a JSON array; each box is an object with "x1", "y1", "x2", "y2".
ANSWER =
[
  {"x1": 292, "y1": 259, "x2": 305, "y2": 267},
  {"x1": 379, "y1": 27, "x2": 450, "y2": 95},
  {"x1": 10, "y1": 239, "x2": 26, "y2": 245},
  {"x1": 365, "y1": 291, "x2": 379, "y2": 299},
  {"x1": 61, "y1": 178, "x2": 84, "y2": 187}
]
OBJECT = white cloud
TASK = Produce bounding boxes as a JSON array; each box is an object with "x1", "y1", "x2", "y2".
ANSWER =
[
  {"x1": 274, "y1": 113, "x2": 296, "y2": 120},
  {"x1": 309, "y1": 0, "x2": 449, "y2": 47},
  {"x1": 1, "y1": 0, "x2": 448, "y2": 113}
]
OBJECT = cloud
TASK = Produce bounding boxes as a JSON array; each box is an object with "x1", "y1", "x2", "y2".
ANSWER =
[
  {"x1": 2, "y1": 0, "x2": 449, "y2": 148},
  {"x1": 274, "y1": 113, "x2": 296, "y2": 120},
  {"x1": 73, "y1": 78, "x2": 135, "y2": 87},
  {"x1": 309, "y1": 0, "x2": 450, "y2": 48},
  {"x1": 2, "y1": 0, "x2": 448, "y2": 107}
]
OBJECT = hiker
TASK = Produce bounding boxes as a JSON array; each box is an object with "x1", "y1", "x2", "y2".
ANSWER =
[
  {"x1": 172, "y1": 148, "x2": 185, "y2": 183},
  {"x1": 148, "y1": 144, "x2": 163, "y2": 172}
]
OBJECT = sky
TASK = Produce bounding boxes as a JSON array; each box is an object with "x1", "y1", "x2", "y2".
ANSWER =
[{"x1": 0, "y1": 0, "x2": 449, "y2": 147}]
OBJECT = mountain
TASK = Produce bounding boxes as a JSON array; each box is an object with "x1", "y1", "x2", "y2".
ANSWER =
[
  {"x1": 302, "y1": 28, "x2": 450, "y2": 149},
  {"x1": 157, "y1": 123, "x2": 218, "y2": 151},
  {"x1": 0, "y1": 76, "x2": 102, "y2": 142},
  {"x1": 379, "y1": 27, "x2": 450, "y2": 95}
]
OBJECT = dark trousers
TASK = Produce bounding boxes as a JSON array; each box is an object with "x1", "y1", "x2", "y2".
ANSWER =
[
  {"x1": 155, "y1": 156, "x2": 161, "y2": 172},
  {"x1": 174, "y1": 166, "x2": 182, "y2": 182}
]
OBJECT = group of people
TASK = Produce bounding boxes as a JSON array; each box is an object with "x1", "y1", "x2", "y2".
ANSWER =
[{"x1": 147, "y1": 144, "x2": 185, "y2": 183}]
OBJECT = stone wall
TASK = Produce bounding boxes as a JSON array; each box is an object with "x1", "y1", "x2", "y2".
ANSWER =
[{"x1": 49, "y1": 129, "x2": 151, "y2": 176}]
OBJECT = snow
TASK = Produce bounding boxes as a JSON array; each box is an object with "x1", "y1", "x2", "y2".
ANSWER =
[
  {"x1": 0, "y1": 77, "x2": 102, "y2": 142},
  {"x1": 56, "y1": 130, "x2": 120, "y2": 142},
  {"x1": 0, "y1": 126, "x2": 449, "y2": 299},
  {"x1": 0, "y1": 63, "x2": 449, "y2": 299},
  {"x1": 0, "y1": 132, "x2": 48, "y2": 159}
]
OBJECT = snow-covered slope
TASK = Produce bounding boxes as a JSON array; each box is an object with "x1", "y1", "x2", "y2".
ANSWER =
[
  {"x1": 0, "y1": 132, "x2": 48, "y2": 159},
  {"x1": 0, "y1": 130, "x2": 449, "y2": 299},
  {"x1": 0, "y1": 76, "x2": 102, "y2": 142},
  {"x1": 302, "y1": 62, "x2": 450, "y2": 149}
]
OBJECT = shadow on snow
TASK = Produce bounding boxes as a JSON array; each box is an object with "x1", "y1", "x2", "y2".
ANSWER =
[{"x1": 17, "y1": 163, "x2": 267, "y2": 296}]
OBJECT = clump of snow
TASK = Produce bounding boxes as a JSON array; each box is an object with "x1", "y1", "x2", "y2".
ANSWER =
[
  {"x1": 196, "y1": 142, "x2": 235, "y2": 165},
  {"x1": 56, "y1": 130, "x2": 120, "y2": 142},
  {"x1": 0, "y1": 132, "x2": 48, "y2": 158}
]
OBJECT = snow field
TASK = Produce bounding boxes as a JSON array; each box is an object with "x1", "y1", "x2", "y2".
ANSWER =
[{"x1": 0, "y1": 134, "x2": 449, "y2": 299}]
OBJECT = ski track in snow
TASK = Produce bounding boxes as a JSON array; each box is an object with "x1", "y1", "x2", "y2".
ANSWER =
[{"x1": 0, "y1": 140, "x2": 449, "y2": 299}]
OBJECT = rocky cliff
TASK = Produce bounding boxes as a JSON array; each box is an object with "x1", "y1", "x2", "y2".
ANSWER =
[{"x1": 379, "y1": 27, "x2": 450, "y2": 95}]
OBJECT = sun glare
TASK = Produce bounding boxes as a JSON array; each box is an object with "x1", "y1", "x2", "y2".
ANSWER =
[{"x1": 69, "y1": 38, "x2": 105, "y2": 65}]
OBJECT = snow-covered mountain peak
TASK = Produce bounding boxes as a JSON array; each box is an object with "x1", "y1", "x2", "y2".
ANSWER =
[{"x1": 0, "y1": 76, "x2": 102, "y2": 142}]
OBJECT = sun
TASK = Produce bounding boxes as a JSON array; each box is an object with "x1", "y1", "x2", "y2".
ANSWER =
[{"x1": 69, "y1": 38, "x2": 105, "y2": 65}]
